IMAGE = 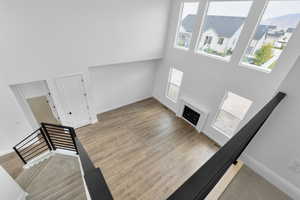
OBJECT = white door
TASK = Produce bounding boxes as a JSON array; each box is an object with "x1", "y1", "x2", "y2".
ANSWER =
[{"x1": 55, "y1": 74, "x2": 91, "y2": 128}]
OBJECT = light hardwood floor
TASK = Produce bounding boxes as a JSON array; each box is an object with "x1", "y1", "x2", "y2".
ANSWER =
[{"x1": 76, "y1": 98, "x2": 219, "y2": 200}]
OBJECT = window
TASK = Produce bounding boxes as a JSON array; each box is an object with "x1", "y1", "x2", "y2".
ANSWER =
[
  {"x1": 218, "y1": 38, "x2": 224, "y2": 45},
  {"x1": 213, "y1": 92, "x2": 253, "y2": 137},
  {"x1": 166, "y1": 68, "x2": 183, "y2": 102},
  {"x1": 174, "y1": 2, "x2": 200, "y2": 50},
  {"x1": 196, "y1": 1, "x2": 253, "y2": 61},
  {"x1": 204, "y1": 36, "x2": 213, "y2": 45},
  {"x1": 241, "y1": 1, "x2": 300, "y2": 72}
]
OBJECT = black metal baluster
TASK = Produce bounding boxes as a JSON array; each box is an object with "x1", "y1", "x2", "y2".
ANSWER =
[{"x1": 13, "y1": 147, "x2": 27, "y2": 164}]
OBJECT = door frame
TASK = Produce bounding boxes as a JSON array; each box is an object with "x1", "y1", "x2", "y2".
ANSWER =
[
  {"x1": 54, "y1": 73, "x2": 92, "y2": 128},
  {"x1": 10, "y1": 80, "x2": 61, "y2": 130}
]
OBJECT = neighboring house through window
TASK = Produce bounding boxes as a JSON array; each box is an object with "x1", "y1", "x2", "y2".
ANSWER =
[
  {"x1": 166, "y1": 68, "x2": 183, "y2": 103},
  {"x1": 241, "y1": 0, "x2": 300, "y2": 72},
  {"x1": 218, "y1": 38, "x2": 224, "y2": 45},
  {"x1": 196, "y1": 1, "x2": 253, "y2": 61},
  {"x1": 174, "y1": 2, "x2": 199, "y2": 50},
  {"x1": 204, "y1": 36, "x2": 213, "y2": 45}
]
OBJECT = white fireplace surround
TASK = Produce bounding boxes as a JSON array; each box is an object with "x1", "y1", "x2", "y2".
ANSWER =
[{"x1": 177, "y1": 96, "x2": 209, "y2": 133}]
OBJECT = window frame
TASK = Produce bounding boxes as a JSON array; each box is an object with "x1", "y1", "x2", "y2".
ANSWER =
[
  {"x1": 239, "y1": 0, "x2": 300, "y2": 73},
  {"x1": 195, "y1": 0, "x2": 254, "y2": 63},
  {"x1": 166, "y1": 68, "x2": 183, "y2": 103},
  {"x1": 239, "y1": 0, "x2": 271, "y2": 73},
  {"x1": 174, "y1": 2, "x2": 200, "y2": 51},
  {"x1": 211, "y1": 91, "x2": 253, "y2": 138}
]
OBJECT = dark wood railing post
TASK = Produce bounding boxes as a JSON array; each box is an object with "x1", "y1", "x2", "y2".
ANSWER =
[{"x1": 13, "y1": 147, "x2": 27, "y2": 164}]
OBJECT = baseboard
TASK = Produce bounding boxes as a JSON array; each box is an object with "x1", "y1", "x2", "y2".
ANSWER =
[
  {"x1": 55, "y1": 149, "x2": 78, "y2": 157},
  {"x1": 152, "y1": 95, "x2": 177, "y2": 114},
  {"x1": 241, "y1": 153, "x2": 300, "y2": 200},
  {"x1": 97, "y1": 95, "x2": 153, "y2": 115}
]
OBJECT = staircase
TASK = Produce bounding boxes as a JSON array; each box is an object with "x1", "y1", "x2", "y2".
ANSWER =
[{"x1": 15, "y1": 154, "x2": 86, "y2": 200}]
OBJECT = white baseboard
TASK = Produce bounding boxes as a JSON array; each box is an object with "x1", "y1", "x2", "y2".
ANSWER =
[
  {"x1": 55, "y1": 149, "x2": 78, "y2": 157},
  {"x1": 241, "y1": 154, "x2": 300, "y2": 200},
  {"x1": 97, "y1": 95, "x2": 153, "y2": 116}
]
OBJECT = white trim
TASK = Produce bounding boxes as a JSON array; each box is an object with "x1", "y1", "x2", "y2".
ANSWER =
[
  {"x1": 98, "y1": 95, "x2": 152, "y2": 115},
  {"x1": 211, "y1": 91, "x2": 253, "y2": 139},
  {"x1": 54, "y1": 149, "x2": 78, "y2": 157},
  {"x1": 241, "y1": 154, "x2": 300, "y2": 200},
  {"x1": 195, "y1": 0, "x2": 253, "y2": 62},
  {"x1": 195, "y1": 50, "x2": 231, "y2": 63},
  {"x1": 173, "y1": 2, "x2": 200, "y2": 50},
  {"x1": 165, "y1": 67, "x2": 183, "y2": 103},
  {"x1": 238, "y1": 0, "x2": 271, "y2": 71},
  {"x1": 240, "y1": 62, "x2": 272, "y2": 73},
  {"x1": 77, "y1": 156, "x2": 92, "y2": 200},
  {"x1": 211, "y1": 125, "x2": 232, "y2": 139}
]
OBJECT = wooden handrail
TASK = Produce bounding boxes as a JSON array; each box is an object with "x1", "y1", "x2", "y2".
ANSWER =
[{"x1": 167, "y1": 92, "x2": 286, "y2": 200}]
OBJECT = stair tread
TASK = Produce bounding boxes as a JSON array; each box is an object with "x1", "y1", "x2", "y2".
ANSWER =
[
  {"x1": 23, "y1": 154, "x2": 86, "y2": 200},
  {"x1": 27, "y1": 172, "x2": 83, "y2": 199},
  {"x1": 16, "y1": 156, "x2": 52, "y2": 190}
]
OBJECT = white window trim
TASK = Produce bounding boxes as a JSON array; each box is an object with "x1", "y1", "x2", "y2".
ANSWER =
[
  {"x1": 239, "y1": 0, "x2": 274, "y2": 73},
  {"x1": 211, "y1": 91, "x2": 252, "y2": 138},
  {"x1": 174, "y1": 2, "x2": 199, "y2": 50},
  {"x1": 166, "y1": 68, "x2": 183, "y2": 103},
  {"x1": 166, "y1": 83, "x2": 180, "y2": 103},
  {"x1": 194, "y1": 0, "x2": 253, "y2": 63}
]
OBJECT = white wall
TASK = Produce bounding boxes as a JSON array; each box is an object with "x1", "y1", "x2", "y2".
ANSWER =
[
  {"x1": 153, "y1": 0, "x2": 300, "y2": 198},
  {"x1": 0, "y1": 166, "x2": 27, "y2": 200},
  {"x1": 0, "y1": 0, "x2": 170, "y2": 154},
  {"x1": 90, "y1": 60, "x2": 158, "y2": 114},
  {"x1": 243, "y1": 56, "x2": 300, "y2": 199}
]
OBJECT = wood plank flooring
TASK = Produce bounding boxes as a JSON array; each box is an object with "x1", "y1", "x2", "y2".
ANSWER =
[{"x1": 76, "y1": 98, "x2": 219, "y2": 200}]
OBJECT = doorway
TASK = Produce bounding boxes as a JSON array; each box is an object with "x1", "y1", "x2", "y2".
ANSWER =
[
  {"x1": 10, "y1": 80, "x2": 60, "y2": 129},
  {"x1": 55, "y1": 74, "x2": 91, "y2": 128}
]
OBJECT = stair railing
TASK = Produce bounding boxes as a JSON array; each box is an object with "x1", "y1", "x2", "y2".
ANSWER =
[
  {"x1": 13, "y1": 127, "x2": 52, "y2": 164},
  {"x1": 13, "y1": 123, "x2": 79, "y2": 164},
  {"x1": 167, "y1": 92, "x2": 286, "y2": 200}
]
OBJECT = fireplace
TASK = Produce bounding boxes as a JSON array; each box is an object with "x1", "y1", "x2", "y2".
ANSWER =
[
  {"x1": 177, "y1": 97, "x2": 209, "y2": 132},
  {"x1": 182, "y1": 105, "x2": 201, "y2": 126}
]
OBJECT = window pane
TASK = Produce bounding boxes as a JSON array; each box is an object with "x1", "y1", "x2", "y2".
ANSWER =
[
  {"x1": 242, "y1": 1, "x2": 300, "y2": 71},
  {"x1": 167, "y1": 84, "x2": 180, "y2": 102},
  {"x1": 170, "y1": 68, "x2": 183, "y2": 86},
  {"x1": 175, "y1": 2, "x2": 199, "y2": 49},
  {"x1": 221, "y1": 92, "x2": 253, "y2": 120},
  {"x1": 213, "y1": 92, "x2": 253, "y2": 137},
  {"x1": 196, "y1": 1, "x2": 253, "y2": 61},
  {"x1": 214, "y1": 110, "x2": 241, "y2": 137}
]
